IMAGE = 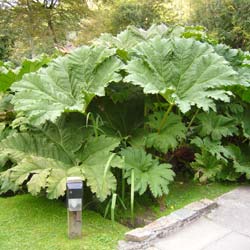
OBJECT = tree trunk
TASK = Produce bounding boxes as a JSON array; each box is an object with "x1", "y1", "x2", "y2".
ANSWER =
[
  {"x1": 47, "y1": 18, "x2": 58, "y2": 44},
  {"x1": 26, "y1": 0, "x2": 35, "y2": 58}
]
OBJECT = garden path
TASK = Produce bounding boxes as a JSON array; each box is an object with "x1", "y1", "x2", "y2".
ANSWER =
[{"x1": 150, "y1": 186, "x2": 250, "y2": 250}]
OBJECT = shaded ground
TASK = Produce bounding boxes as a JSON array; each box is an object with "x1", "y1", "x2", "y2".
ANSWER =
[{"x1": 152, "y1": 186, "x2": 250, "y2": 250}]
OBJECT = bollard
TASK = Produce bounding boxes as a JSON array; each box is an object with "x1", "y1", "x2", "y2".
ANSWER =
[{"x1": 66, "y1": 177, "x2": 83, "y2": 239}]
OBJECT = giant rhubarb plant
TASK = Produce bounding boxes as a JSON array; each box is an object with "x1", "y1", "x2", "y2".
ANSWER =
[
  {"x1": 0, "y1": 113, "x2": 122, "y2": 201},
  {"x1": 124, "y1": 37, "x2": 240, "y2": 153},
  {"x1": 0, "y1": 45, "x2": 124, "y2": 201}
]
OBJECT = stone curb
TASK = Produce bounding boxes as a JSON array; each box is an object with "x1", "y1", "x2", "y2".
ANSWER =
[{"x1": 118, "y1": 198, "x2": 217, "y2": 250}]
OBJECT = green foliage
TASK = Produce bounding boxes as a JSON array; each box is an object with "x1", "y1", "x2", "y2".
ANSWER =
[
  {"x1": 122, "y1": 147, "x2": 175, "y2": 197},
  {"x1": 191, "y1": 151, "x2": 225, "y2": 183},
  {"x1": 124, "y1": 37, "x2": 238, "y2": 113},
  {"x1": 89, "y1": 95, "x2": 144, "y2": 137},
  {"x1": 197, "y1": 112, "x2": 238, "y2": 140},
  {"x1": 0, "y1": 54, "x2": 52, "y2": 92},
  {"x1": 226, "y1": 145, "x2": 250, "y2": 179},
  {"x1": 192, "y1": 0, "x2": 250, "y2": 50},
  {"x1": 94, "y1": 24, "x2": 216, "y2": 52},
  {"x1": 191, "y1": 137, "x2": 230, "y2": 161},
  {"x1": 0, "y1": 35, "x2": 13, "y2": 61},
  {"x1": 1, "y1": 24, "x2": 249, "y2": 211},
  {"x1": 241, "y1": 108, "x2": 250, "y2": 138},
  {"x1": 0, "y1": 113, "x2": 121, "y2": 200},
  {"x1": 11, "y1": 46, "x2": 123, "y2": 125},
  {"x1": 94, "y1": 24, "x2": 170, "y2": 52},
  {"x1": 110, "y1": 0, "x2": 161, "y2": 34},
  {"x1": 146, "y1": 112, "x2": 187, "y2": 153},
  {"x1": 78, "y1": 135, "x2": 122, "y2": 201},
  {"x1": 0, "y1": 0, "x2": 91, "y2": 60}
]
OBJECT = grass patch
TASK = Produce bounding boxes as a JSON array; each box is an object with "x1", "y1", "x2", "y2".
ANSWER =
[
  {"x1": 0, "y1": 195, "x2": 127, "y2": 250},
  {"x1": 0, "y1": 181, "x2": 239, "y2": 249},
  {"x1": 154, "y1": 181, "x2": 239, "y2": 216}
]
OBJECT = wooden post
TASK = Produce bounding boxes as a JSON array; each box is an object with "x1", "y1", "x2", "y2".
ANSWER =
[{"x1": 66, "y1": 177, "x2": 83, "y2": 239}]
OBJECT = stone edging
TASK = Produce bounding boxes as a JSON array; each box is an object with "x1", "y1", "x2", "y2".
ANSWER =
[{"x1": 118, "y1": 198, "x2": 217, "y2": 250}]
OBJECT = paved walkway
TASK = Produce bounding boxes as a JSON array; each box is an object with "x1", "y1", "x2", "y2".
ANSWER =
[{"x1": 151, "y1": 186, "x2": 250, "y2": 250}]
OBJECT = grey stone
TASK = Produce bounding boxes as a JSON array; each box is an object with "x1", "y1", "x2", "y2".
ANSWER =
[
  {"x1": 143, "y1": 218, "x2": 155, "y2": 225},
  {"x1": 203, "y1": 232, "x2": 250, "y2": 250},
  {"x1": 184, "y1": 199, "x2": 217, "y2": 216},
  {"x1": 117, "y1": 240, "x2": 147, "y2": 250},
  {"x1": 154, "y1": 218, "x2": 231, "y2": 250},
  {"x1": 144, "y1": 214, "x2": 180, "y2": 232},
  {"x1": 171, "y1": 208, "x2": 197, "y2": 221},
  {"x1": 207, "y1": 187, "x2": 250, "y2": 237},
  {"x1": 216, "y1": 186, "x2": 250, "y2": 203},
  {"x1": 184, "y1": 201, "x2": 206, "y2": 211},
  {"x1": 121, "y1": 198, "x2": 218, "y2": 249},
  {"x1": 200, "y1": 198, "x2": 217, "y2": 208},
  {"x1": 118, "y1": 187, "x2": 250, "y2": 250},
  {"x1": 125, "y1": 228, "x2": 152, "y2": 242}
]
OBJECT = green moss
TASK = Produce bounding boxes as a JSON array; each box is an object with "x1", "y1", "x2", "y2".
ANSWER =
[{"x1": 0, "y1": 195, "x2": 127, "y2": 250}]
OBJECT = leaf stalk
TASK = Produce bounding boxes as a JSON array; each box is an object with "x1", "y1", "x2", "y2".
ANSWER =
[
  {"x1": 187, "y1": 109, "x2": 199, "y2": 131},
  {"x1": 130, "y1": 169, "x2": 135, "y2": 226},
  {"x1": 158, "y1": 103, "x2": 174, "y2": 133}
]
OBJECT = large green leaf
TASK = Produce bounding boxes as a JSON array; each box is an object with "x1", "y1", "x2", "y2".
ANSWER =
[
  {"x1": 122, "y1": 147, "x2": 175, "y2": 197},
  {"x1": 225, "y1": 145, "x2": 250, "y2": 179},
  {"x1": 46, "y1": 167, "x2": 84, "y2": 199},
  {"x1": 124, "y1": 37, "x2": 238, "y2": 112},
  {"x1": 89, "y1": 96, "x2": 144, "y2": 137},
  {"x1": 241, "y1": 108, "x2": 250, "y2": 138},
  {"x1": 77, "y1": 135, "x2": 122, "y2": 201},
  {"x1": 0, "y1": 114, "x2": 122, "y2": 200},
  {"x1": 0, "y1": 54, "x2": 51, "y2": 92},
  {"x1": 0, "y1": 133, "x2": 72, "y2": 164},
  {"x1": 83, "y1": 163, "x2": 117, "y2": 202},
  {"x1": 0, "y1": 69, "x2": 16, "y2": 93},
  {"x1": 94, "y1": 24, "x2": 170, "y2": 51},
  {"x1": 0, "y1": 169, "x2": 19, "y2": 194},
  {"x1": 11, "y1": 46, "x2": 123, "y2": 125},
  {"x1": 77, "y1": 135, "x2": 120, "y2": 165},
  {"x1": 0, "y1": 113, "x2": 88, "y2": 165},
  {"x1": 191, "y1": 137, "x2": 230, "y2": 161},
  {"x1": 0, "y1": 134, "x2": 121, "y2": 200},
  {"x1": 191, "y1": 151, "x2": 225, "y2": 182},
  {"x1": 213, "y1": 44, "x2": 244, "y2": 68},
  {"x1": 197, "y1": 112, "x2": 238, "y2": 140},
  {"x1": 213, "y1": 45, "x2": 250, "y2": 101},
  {"x1": 4, "y1": 156, "x2": 84, "y2": 199},
  {"x1": 40, "y1": 113, "x2": 90, "y2": 156},
  {"x1": 146, "y1": 112, "x2": 187, "y2": 153}
]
